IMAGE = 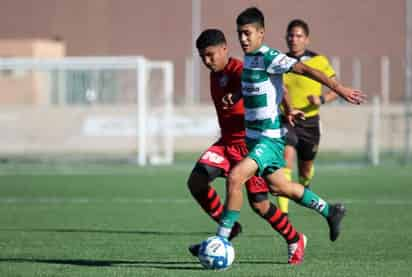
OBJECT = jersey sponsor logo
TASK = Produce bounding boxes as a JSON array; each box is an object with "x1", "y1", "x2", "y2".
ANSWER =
[
  {"x1": 201, "y1": 151, "x2": 225, "y2": 164},
  {"x1": 243, "y1": 85, "x2": 260, "y2": 93},
  {"x1": 219, "y1": 75, "x2": 228, "y2": 88}
]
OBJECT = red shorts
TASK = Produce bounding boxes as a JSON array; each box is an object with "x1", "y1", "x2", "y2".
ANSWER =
[{"x1": 197, "y1": 139, "x2": 269, "y2": 194}]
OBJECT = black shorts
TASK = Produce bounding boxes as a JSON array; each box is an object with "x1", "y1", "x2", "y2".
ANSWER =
[{"x1": 284, "y1": 115, "x2": 321, "y2": 161}]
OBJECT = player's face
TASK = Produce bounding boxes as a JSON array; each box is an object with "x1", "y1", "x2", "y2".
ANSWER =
[
  {"x1": 198, "y1": 44, "x2": 228, "y2": 72},
  {"x1": 286, "y1": 26, "x2": 309, "y2": 55},
  {"x1": 237, "y1": 24, "x2": 264, "y2": 54}
]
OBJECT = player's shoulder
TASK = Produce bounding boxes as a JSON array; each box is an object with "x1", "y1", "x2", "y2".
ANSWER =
[
  {"x1": 299, "y1": 50, "x2": 330, "y2": 64},
  {"x1": 227, "y1": 57, "x2": 243, "y2": 69},
  {"x1": 226, "y1": 57, "x2": 243, "y2": 75},
  {"x1": 258, "y1": 45, "x2": 282, "y2": 58}
]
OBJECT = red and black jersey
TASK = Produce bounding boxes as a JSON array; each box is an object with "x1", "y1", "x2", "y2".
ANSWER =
[{"x1": 210, "y1": 57, "x2": 245, "y2": 144}]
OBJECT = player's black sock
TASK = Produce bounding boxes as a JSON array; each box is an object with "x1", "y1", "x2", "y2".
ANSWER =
[
  {"x1": 198, "y1": 186, "x2": 223, "y2": 222},
  {"x1": 263, "y1": 203, "x2": 299, "y2": 244}
]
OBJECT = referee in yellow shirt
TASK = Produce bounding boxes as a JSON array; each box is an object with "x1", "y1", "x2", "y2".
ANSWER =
[{"x1": 278, "y1": 19, "x2": 338, "y2": 215}]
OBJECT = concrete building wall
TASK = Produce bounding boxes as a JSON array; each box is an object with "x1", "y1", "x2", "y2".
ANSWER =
[
  {"x1": 0, "y1": 39, "x2": 65, "y2": 105},
  {"x1": 0, "y1": 0, "x2": 406, "y2": 103}
]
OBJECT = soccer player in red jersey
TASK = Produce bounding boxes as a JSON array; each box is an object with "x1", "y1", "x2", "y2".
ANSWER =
[{"x1": 187, "y1": 29, "x2": 306, "y2": 264}]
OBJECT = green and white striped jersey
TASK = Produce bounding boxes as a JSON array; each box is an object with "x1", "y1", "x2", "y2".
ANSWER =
[{"x1": 242, "y1": 45, "x2": 297, "y2": 140}]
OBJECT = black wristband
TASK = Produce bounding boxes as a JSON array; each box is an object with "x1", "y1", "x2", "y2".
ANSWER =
[{"x1": 319, "y1": 95, "x2": 326, "y2": 104}]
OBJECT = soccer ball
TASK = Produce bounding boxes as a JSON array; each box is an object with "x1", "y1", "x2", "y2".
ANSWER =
[{"x1": 198, "y1": 236, "x2": 235, "y2": 270}]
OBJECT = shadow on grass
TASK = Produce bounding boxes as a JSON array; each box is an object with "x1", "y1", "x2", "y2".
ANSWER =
[
  {"x1": 0, "y1": 228, "x2": 272, "y2": 238},
  {"x1": 0, "y1": 258, "x2": 284, "y2": 270},
  {"x1": 0, "y1": 258, "x2": 202, "y2": 270}
]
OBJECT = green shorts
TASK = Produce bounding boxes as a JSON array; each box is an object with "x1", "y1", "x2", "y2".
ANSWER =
[{"x1": 246, "y1": 136, "x2": 286, "y2": 177}]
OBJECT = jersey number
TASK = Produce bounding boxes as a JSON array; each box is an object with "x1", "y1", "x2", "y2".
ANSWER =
[{"x1": 202, "y1": 151, "x2": 224, "y2": 164}]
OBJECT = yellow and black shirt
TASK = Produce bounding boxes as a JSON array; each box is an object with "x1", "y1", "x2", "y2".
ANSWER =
[{"x1": 283, "y1": 50, "x2": 335, "y2": 118}]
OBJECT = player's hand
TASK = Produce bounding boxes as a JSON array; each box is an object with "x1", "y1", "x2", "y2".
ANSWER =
[
  {"x1": 286, "y1": 109, "x2": 305, "y2": 127},
  {"x1": 337, "y1": 86, "x2": 367, "y2": 105},
  {"x1": 307, "y1": 95, "x2": 321, "y2": 106}
]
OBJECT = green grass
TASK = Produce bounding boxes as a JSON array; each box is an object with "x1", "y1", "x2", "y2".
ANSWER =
[{"x1": 0, "y1": 161, "x2": 412, "y2": 277}]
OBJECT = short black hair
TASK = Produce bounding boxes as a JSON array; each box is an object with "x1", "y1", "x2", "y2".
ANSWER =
[
  {"x1": 287, "y1": 19, "x2": 310, "y2": 36},
  {"x1": 196, "y1": 29, "x2": 226, "y2": 50},
  {"x1": 236, "y1": 7, "x2": 264, "y2": 28}
]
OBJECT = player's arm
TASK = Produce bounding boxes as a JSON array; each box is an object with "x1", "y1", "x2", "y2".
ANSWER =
[
  {"x1": 282, "y1": 85, "x2": 304, "y2": 126},
  {"x1": 291, "y1": 62, "x2": 366, "y2": 105}
]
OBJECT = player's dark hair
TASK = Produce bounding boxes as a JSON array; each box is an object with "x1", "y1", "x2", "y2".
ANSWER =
[
  {"x1": 236, "y1": 7, "x2": 264, "y2": 29},
  {"x1": 196, "y1": 29, "x2": 227, "y2": 50},
  {"x1": 287, "y1": 19, "x2": 310, "y2": 36}
]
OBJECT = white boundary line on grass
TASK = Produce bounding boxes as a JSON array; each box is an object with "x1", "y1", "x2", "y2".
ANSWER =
[
  {"x1": 0, "y1": 162, "x2": 380, "y2": 176},
  {"x1": 0, "y1": 197, "x2": 411, "y2": 205}
]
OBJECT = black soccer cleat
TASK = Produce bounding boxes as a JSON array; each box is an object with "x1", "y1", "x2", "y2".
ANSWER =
[
  {"x1": 188, "y1": 243, "x2": 201, "y2": 257},
  {"x1": 228, "y1": 221, "x2": 243, "y2": 241},
  {"x1": 327, "y1": 203, "x2": 346, "y2": 242},
  {"x1": 188, "y1": 222, "x2": 243, "y2": 257}
]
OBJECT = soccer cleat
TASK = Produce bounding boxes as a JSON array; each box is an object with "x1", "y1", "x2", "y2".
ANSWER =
[
  {"x1": 287, "y1": 233, "x2": 307, "y2": 265},
  {"x1": 188, "y1": 222, "x2": 242, "y2": 257},
  {"x1": 228, "y1": 221, "x2": 242, "y2": 241},
  {"x1": 327, "y1": 203, "x2": 346, "y2": 241},
  {"x1": 188, "y1": 243, "x2": 201, "y2": 257}
]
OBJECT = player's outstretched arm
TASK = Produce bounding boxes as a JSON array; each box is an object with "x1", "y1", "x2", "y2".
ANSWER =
[{"x1": 292, "y1": 62, "x2": 366, "y2": 105}]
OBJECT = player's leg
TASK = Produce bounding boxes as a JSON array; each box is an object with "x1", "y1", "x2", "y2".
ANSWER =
[
  {"x1": 295, "y1": 116, "x2": 321, "y2": 187},
  {"x1": 278, "y1": 122, "x2": 298, "y2": 214},
  {"x1": 265, "y1": 168, "x2": 345, "y2": 241},
  {"x1": 216, "y1": 157, "x2": 258, "y2": 238},
  {"x1": 297, "y1": 158, "x2": 315, "y2": 187},
  {"x1": 188, "y1": 144, "x2": 242, "y2": 257},
  {"x1": 247, "y1": 189, "x2": 306, "y2": 264},
  {"x1": 295, "y1": 138, "x2": 317, "y2": 188},
  {"x1": 278, "y1": 144, "x2": 296, "y2": 214},
  {"x1": 246, "y1": 176, "x2": 300, "y2": 244},
  {"x1": 187, "y1": 142, "x2": 233, "y2": 223},
  {"x1": 187, "y1": 163, "x2": 225, "y2": 223}
]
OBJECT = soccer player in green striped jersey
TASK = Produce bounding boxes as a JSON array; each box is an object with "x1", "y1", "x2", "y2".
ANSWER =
[{"x1": 211, "y1": 7, "x2": 366, "y2": 248}]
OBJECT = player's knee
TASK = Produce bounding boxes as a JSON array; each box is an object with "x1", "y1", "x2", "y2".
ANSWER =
[
  {"x1": 187, "y1": 172, "x2": 208, "y2": 196},
  {"x1": 250, "y1": 201, "x2": 270, "y2": 216},
  {"x1": 247, "y1": 192, "x2": 269, "y2": 216},
  {"x1": 269, "y1": 186, "x2": 282, "y2": 196},
  {"x1": 269, "y1": 180, "x2": 292, "y2": 197},
  {"x1": 227, "y1": 171, "x2": 243, "y2": 192}
]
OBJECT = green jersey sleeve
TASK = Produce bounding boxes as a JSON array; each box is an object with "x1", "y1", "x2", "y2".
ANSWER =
[{"x1": 264, "y1": 49, "x2": 297, "y2": 74}]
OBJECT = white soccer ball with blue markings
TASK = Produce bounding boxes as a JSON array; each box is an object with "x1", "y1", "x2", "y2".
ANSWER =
[{"x1": 198, "y1": 236, "x2": 235, "y2": 270}]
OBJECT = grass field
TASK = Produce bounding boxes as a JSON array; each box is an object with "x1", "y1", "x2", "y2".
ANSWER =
[{"x1": 0, "y1": 159, "x2": 412, "y2": 277}]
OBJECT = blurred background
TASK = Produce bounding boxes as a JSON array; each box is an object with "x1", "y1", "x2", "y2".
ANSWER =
[{"x1": 0, "y1": 0, "x2": 411, "y2": 166}]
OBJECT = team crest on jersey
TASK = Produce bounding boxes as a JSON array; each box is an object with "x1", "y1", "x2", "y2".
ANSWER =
[{"x1": 219, "y1": 75, "x2": 228, "y2": 87}]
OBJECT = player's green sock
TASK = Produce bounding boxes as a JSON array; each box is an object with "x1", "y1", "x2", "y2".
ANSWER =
[
  {"x1": 297, "y1": 187, "x2": 330, "y2": 217},
  {"x1": 216, "y1": 210, "x2": 240, "y2": 239}
]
